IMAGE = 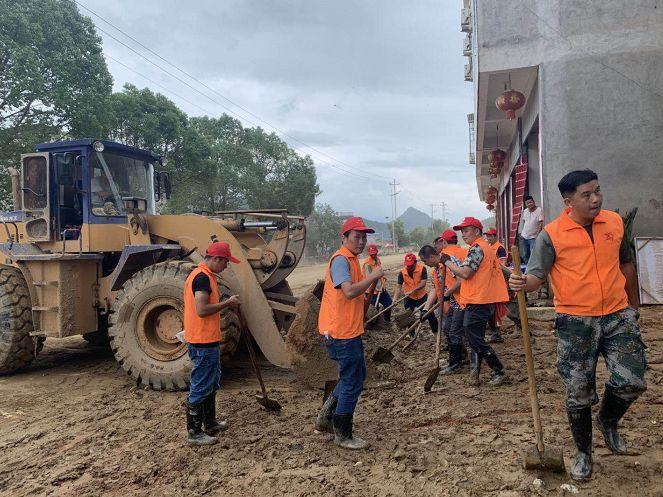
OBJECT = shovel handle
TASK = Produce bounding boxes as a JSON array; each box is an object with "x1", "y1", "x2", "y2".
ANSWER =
[
  {"x1": 363, "y1": 279, "x2": 379, "y2": 318},
  {"x1": 364, "y1": 294, "x2": 409, "y2": 325},
  {"x1": 386, "y1": 301, "x2": 440, "y2": 352},
  {"x1": 512, "y1": 246, "x2": 545, "y2": 453},
  {"x1": 433, "y1": 266, "x2": 446, "y2": 363},
  {"x1": 240, "y1": 307, "x2": 268, "y2": 397}
]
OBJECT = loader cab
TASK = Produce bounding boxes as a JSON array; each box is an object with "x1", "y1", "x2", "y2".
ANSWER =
[{"x1": 25, "y1": 139, "x2": 169, "y2": 242}]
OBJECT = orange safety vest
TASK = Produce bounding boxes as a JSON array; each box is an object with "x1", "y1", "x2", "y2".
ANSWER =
[
  {"x1": 492, "y1": 241, "x2": 507, "y2": 259},
  {"x1": 362, "y1": 256, "x2": 385, "y2": 295},
  {"x1": 459, "y1": 237, "x2": 509, "y2": 306},
  {"x1": 401, "y1": 263, "x2": 427, "y2": 300},
  {"x1": 442, "y1": 244, "x2": 469, "y2": 305},
  {"x1": 184, "y1": 262, "x2": 221, "y2": 344},
  {"x1": 544, "y1": 208, "x2": 628, "y2": 316},
  {"x1": 318, "y1": 246, "x2": 365, "y2": 339}
]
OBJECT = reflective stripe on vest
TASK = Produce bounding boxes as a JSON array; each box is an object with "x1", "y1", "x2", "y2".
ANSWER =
[
  {"x1": 544, "y1": 208, "x2": 628, "y2": 316},
  {"x1": 442, "y1": 244, "x2": 469, "y2": 305},
  {"x1": 318, "y1": 246, "x2": 365, "y2": 339},
  {"x1": 184, "y1": 263, "x2": 221, "y2": 344},
  {"x1": 401, "y1": 263, "x2": 427, "y2": 300},
  {"x1": 459, "y1": 237, "x2": 509, "y2": 305}
]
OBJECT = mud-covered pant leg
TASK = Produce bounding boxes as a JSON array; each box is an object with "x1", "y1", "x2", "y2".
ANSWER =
[
  {"x1": 325, "y1": 336, "x2": 366, "y2": 415},
  {"x1": 556, "y1": 314, "x2": 601, "y2": 409},
  {"x1": 463, "y1": 304, "x2": 495, "y2": 357},
  {"x1": 443, "y1": 306, "x2": 455, "y2": 342},
  {"x1": 600, "y1": 307, "x2": 647, "y2": 402}
]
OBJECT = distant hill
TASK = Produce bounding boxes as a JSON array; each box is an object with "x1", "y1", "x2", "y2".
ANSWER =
[{"x1": 364, "y1": 206, "x2": 435, "y2": 234}]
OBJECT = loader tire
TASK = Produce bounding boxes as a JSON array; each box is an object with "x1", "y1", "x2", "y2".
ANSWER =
[
  {"x1": 0, "y1": 265, "x2": 38, "y2": 374},
  {"x1": 108, "y1": 261, "x2": 240, "y2": 390}
]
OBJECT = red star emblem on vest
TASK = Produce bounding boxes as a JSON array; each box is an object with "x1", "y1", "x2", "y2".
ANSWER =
[{"x1": 604, "y1": 232, "x2": 615, "y2": 242}]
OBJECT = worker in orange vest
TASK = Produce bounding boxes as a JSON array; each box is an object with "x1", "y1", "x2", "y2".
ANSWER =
[
  {"x1": 509, "y1": 169, "x2": 647, "y2": 481},
  {"x1": 362, "y1": 244, "x2": 392, "y2": 321},
  {"x1": 431, "y1": 230, "x2": 470, "y2": 372},
  {"x1": 483, "y1": 227, "x2": 508, "y2": 343},
  {"x1": 316, "y1": 217, "x2": 384, "y2": 450},
  {"x1": 183, "y1": 242, "x2": 241, "y2": 446},
  {"x1": 441, "y1": 217, "x2": 509, "y2": 387},
  {"x1": 393, "y1": 252, "x2": 438, "y2": 333}
]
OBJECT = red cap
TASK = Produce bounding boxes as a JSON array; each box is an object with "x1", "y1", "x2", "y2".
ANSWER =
[
  {"x1": 453, "y1": 217, "x2": 483, "y2": 232},
  {"x1": 484, "y1": 227, "x2": 497, "y2": 236},
  {"x1": 367, "y1": 244, "x2": 378, "y2": 255},
  {"x1": 206, "y1": 241, "x2": 240, "y2": 263},
  {"x1": 404, "y1": 253, "x2": 417, "y2": 267},
  {"x1": 340, "y1": 216, "x2": 375, "y2": 235},
  {"x1": 436, "y1": 230, "x2": 458, "y2": 243}
]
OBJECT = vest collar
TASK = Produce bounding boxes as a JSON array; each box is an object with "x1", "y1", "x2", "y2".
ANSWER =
[
  {"x1": 198, "y1": 262, "x2": 216, "y2": 276},
  {"x1": 558, "y1": 208, "x2": 608, "y2": 231},
  {"x1": 338, "y1": 245, "x2": 358, "y2": 260}
]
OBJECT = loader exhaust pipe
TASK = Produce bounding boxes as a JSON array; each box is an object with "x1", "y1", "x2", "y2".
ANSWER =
[{"x1": 8, "y1": 168, "x2": 21, "y2": 210}]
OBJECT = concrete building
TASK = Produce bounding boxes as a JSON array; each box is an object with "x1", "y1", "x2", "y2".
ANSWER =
[{"x1": 462, "y1": 0, "x2": 663, "y2": 245}]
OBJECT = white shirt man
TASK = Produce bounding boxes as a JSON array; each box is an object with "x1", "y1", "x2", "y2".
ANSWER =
[{"x1": 521, "y1": 196, "x2": 543, "y2": 263}]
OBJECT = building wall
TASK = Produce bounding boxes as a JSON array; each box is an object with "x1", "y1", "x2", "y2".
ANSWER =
[{"x1": 475, "y1": 0, "x2": 663, "y2": 236}]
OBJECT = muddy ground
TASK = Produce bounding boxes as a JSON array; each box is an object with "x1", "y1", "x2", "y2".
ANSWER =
[{"x1": 0, "y1": 260, "x2": 662, "y2": 497}]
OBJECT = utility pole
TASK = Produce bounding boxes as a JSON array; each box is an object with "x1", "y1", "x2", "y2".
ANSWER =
[
  {"x1": 430, "y1": 202, "x2": 448, "y2": 231},
  {"x1": 390, "y1": 179, "x2": 400, "y2": 254}
]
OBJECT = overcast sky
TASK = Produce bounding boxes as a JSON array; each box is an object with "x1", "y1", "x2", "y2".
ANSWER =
[{"x1": 80, "y1": 0, "x2": 482, "y2": 224}]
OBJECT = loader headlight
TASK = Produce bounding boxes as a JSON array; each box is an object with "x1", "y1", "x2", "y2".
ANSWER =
[{"x1": 93, "y1": 141, "x2": 105, "y2": 152}]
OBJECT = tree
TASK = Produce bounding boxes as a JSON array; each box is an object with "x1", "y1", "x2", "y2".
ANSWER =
[
  {"x1": 0, "y1": 0, "x2": 113, "y2": 207},
  {"x1": 306, "y1": 203, "x2": 343, "y2": 260},
  {"x1": 391, "y1": 219, "x2": 408, "y2": 248},
  {"x1": 406, "y1": 219, "x2": 452, "y2": 249}
]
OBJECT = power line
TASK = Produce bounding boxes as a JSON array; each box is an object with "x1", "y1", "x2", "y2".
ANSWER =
[{"x1": 74, "y1": 0, "x2": 393, "y2": 184}]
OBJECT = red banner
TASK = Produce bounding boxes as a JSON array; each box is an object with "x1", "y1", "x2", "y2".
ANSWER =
[{"x1": 509, "y1": 154, "x2": 528, "y2": 247}]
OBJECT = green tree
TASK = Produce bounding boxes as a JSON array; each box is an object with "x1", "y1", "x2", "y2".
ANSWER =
[
  {"x1": 306, "y1": 203, "x2": 343, "y2": 259},
  {"x1": 0, "y1": 0, "x2": 113, "y2": 207},
  {"x1": 391, "y1": 219, "x2": 408, "y2": 247}
]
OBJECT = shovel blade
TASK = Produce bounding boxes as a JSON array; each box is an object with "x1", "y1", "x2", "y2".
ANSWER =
[
  {"x1": 372, "y1": 347, "x2": 394, "y2": 364},
  {"x1": 522, "y1": 445, "x2": 565, "y2": 473},
  {"x1": 256, "y1": 394, "x2": 282, "y2": 412},
  {"x1": 423, "y1": 367, "x2": 440, "y2": 392}
]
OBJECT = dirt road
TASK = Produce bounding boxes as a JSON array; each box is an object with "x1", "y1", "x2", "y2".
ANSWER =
[{"x1": 0, "y1": 261, "x2": 661, "y2": 497}]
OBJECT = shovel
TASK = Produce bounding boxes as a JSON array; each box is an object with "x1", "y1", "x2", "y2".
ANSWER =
[
  {"x1": 402, "y1": 321, "x2": 423, "y2": 351},
  {"x1": 424, "y1": 270, "x2": 447, "y2": 392},
  {"x1": 372, "y1": 301, "x2": 440, "y2": 364},
  {"x1": 511, "y1": 246, "x2": 565, "y2": 473},
  {"x1": 239, "y1": 308, "x2": 282, "y2": 412},
  {"x1": 364, "y1": 294, "x2": 408, "y2": 326}
]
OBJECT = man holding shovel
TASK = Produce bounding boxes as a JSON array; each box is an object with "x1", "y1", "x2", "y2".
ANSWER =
[
  {"x1": 183, "y1": 242, "x2": 241, "y2": 446},
  {"x1": 316, "y1": 217, "x2": 384, "y2": 450},
  {"x1": 509, "y1": 169, "x2": 647, "y2": 481},
  {"x1": 441, "y1": 217, "x2": 509, "y2": 386},
  {"x1": 393, "y1": 253, "x2": 439, "y2": 333},
  {"x1": 363, "y1": 244, "x2": 392, "y2": 321}
]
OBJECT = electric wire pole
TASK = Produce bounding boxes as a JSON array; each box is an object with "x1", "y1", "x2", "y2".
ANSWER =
[{"x1": 390, "y1": 179, "x2": 400, "y2": 254}]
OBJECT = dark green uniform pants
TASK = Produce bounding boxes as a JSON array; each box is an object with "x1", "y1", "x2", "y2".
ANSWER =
[{"x1": 556, "y1": 306, "x2": 647, "y2": 409}]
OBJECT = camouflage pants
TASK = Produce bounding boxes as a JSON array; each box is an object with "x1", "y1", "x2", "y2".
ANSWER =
[{"x1": 556, "y1": 306, "x2": 647, "y2": 410}]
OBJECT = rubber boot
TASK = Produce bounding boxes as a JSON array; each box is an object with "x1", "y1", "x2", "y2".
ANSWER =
[
  {"x1": 441, "y1": 344, "x2": 462, "y2": 374},
  {"x1": 567, "y1": 407, "x2": 593, "y2": 481},
  {"x1": 596, "y1": 389, "x2": 633, "y2": 455},
  {"x1": 485, "y1": 352, "x2": 507, "y2": 386},
  {"x1": 384, "y1": 308, "x2": 392, "y2": 322},
  {"x1": 315, "y1": 394, "x2": 337, "y2": 434},
  {"x1": 187, "y1": 402, "x2": 218, "y2": 446},
  {"x1": 202, "y1": 392, "x2": 227, "y2": 436},
  {"x1": 468, "y1": 351, "x2": 481, "y2": 386},
  {"x1": 459, "y1": 345, "x2": 469, "y2": 366},
  {"x1": 488, "y1": 328, "x2": 504, "y2": 343},
  {"x1": 333, "y1": 414, "x2": 369, "y2": 450}
]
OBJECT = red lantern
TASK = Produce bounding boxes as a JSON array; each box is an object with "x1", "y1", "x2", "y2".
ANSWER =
[
  {"x1": 486, "y1": 194, "x2": 496, "y2": 204},
  {"x1": 487, "y1": 149, "x2": 506, "y2": 166},
  {"x1": 486, "y1": 204, "x2": 495, "y2": 211},
  {"x1": 486, "y1": 186, "x2": 497, "y2": 195},
  {"x1": 495, "y1": 89, "x2": 525, "y2": 120}
]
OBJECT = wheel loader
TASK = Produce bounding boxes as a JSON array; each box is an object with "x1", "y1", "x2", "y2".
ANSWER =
[{"x1": 0, "y1": 139, "x2": 326, "y2": 390}]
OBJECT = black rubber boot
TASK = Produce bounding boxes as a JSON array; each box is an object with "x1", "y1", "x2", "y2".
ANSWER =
[
  {"x1": 459, "y1": 345, "x2": 469, "y2": 366},
  {"x1": 468, "y1": 351, "x2": 481, "y2": 386},
  {"x1": 202, "y1": 393, "x2": 227, "y2": 436},
  {"x1": 315, "y1": 394, "x2": 337, "y2": 434},
  {"x1": 187, "y1": 402, "x2": 218, "y2": 446},
  {"x1": 333, "y1": 413, "x2": 369, "y2": 450},
  {"x1": 487, "y1": 328, "x2": 504, "y2": 343},
  {"x1": 567, "y1": 407, "x2": 593, "y2": 481},
  {"x1": 384, "y1": 308, "x2": 392, "y2": 322},
  {"x1": 485, "y1": 352, "x2": 507, "y2": 386},
  {"x1": 596, "y1": 389, "x2": 633, "y2": 455},
  {"x1": 442, "y1": 344, "x2": 462, "y2": 374}
]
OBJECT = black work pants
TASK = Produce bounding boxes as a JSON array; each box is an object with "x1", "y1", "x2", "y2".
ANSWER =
[{"x1": 463, "y1": 304, "x2": 497, "y2": 357}]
